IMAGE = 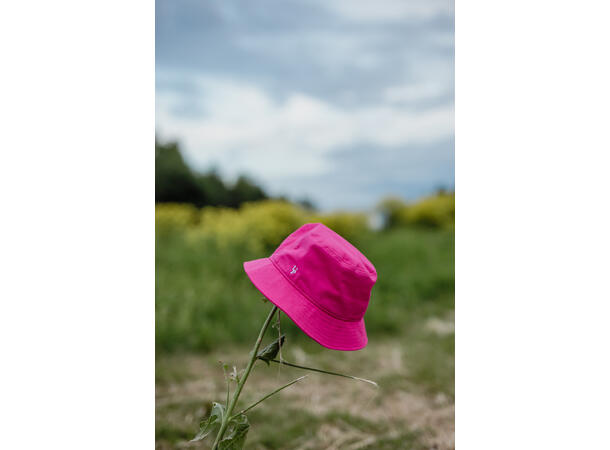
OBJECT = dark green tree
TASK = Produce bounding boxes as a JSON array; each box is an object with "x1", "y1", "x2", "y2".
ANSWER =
[
  {"x1": 197, "y1": 169, "x2": 231, "y2": 207},
  {"x1": 155, "y1": 139, "x2": 270, "y2": 208},
  {"x1": 155, "y1": 140, "x2": 206, "y2": 205},
  {"x1": 228, "y1": 175, "x2": 268, "y2": 207}
]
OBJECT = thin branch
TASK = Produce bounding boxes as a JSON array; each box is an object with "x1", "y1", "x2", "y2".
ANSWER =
[
  {"x1": 277, "y1": 310, "x2": 284, "y2": 363},
  {"x1": 225, "y1": 379, "x2": 230, "y2": 407},
  {"x1": 268, "y1": 359, "x2": 378, "y2": 388},
  {"x1": 220, "y1": 363, "x2": 230, "y2": 407},
  {"x1": 231, "y1": 375, "x2": 308, "y2": 418}
]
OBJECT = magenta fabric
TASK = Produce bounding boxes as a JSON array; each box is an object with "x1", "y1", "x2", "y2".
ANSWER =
[{"x1": 243, "y1": 223, "x2": 377, "y2": 351}]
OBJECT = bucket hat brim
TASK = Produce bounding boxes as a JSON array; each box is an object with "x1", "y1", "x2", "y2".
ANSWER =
[{"x1": 244, "y1": 258, "x2": 368, "y2": 351}]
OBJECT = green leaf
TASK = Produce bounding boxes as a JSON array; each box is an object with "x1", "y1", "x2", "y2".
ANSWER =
[
  {"x1": 256, "y1": 334, "x2": 285, "y2": 365},
  {"x1": 218, "y1": 414, "x2": 250, "y2": 450},
  {"x1": 190, "y1": 402, "x2": 224, "y2": 442}
]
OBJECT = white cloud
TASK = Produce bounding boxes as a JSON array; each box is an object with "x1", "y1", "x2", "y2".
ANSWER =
[
  {"x1": 234, "y1": 31, "x2": 386, "y2": 72},
  {"x1": 317, "y1": 0, "x2": 454, "y2": 23},
  {"x1": 384, "y1": 81, "x2": 450, "y2": 103},
  {"x1": 156, "y1": 74, "x2": 454, "y2": 181}
]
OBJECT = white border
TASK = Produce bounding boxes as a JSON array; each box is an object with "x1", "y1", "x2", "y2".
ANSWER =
[
  {"x1": 1, "y1": 0, "x2": 610, "y2": 447},
  {"x1": 0, "y1": 1, "x2": 155, "y2": 448},
  {"x1": 457, "y1": 0, "x2": 610, "y2": 447}
]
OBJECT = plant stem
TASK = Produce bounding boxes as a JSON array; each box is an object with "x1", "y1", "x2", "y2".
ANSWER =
[
  {"x1": 221, "y1": 364, "x2": 230, "y2": 407},
  {"x1": 231, "y1": 375, "x2": 307, "y2": 419},
  {"x1": 225, "y1": 379, "x2": 230, "y2": 407},
  {"x1": 269, "y1": 359, "x2": 378, "y2": 387},
  {"x1": 211, "y1": 305, "x2": 278, "y2": 449}
]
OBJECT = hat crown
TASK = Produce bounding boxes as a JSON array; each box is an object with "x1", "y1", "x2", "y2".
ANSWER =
[{"x1": 270, "y1": 223, "x2": 377, "y2": 321}]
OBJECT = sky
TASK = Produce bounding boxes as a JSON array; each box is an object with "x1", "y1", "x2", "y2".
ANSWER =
[{"x1": 156, "y1": 0, "x2": 454, "y2": 211}]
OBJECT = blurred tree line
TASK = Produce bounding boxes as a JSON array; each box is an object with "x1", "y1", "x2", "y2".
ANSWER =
[
  {"x1": 378, "y1": 189, "x2": 454, "y2": 229},
  {"x1": 156, "y1": 139, "x2": 268, "y2": 208}
]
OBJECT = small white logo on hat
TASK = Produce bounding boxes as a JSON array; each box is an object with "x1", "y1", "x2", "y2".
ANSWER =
[{"x1": 290, "y1": 265, "x2": 298, "y2": 275}]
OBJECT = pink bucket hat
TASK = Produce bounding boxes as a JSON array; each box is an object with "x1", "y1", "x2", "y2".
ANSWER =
[{"x1": 243, "y1": 223, "x2": 377, "y2": 351}]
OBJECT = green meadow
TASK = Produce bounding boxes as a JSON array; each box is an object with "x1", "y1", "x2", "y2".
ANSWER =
[{"x1": 156, "y1": 201, "x2": 454, "y2": 449}]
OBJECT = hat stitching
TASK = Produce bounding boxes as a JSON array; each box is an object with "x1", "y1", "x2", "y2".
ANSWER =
[{"x1": 268, "y1": 256, "x2": 364, "y2": 323}]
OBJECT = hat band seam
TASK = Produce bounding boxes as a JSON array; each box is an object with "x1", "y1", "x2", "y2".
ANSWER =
[{"x1": 268, "y1": 257, "x2": 363, "y2": 323}]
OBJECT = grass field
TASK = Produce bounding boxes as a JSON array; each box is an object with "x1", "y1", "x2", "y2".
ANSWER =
[{"x1": 156, "y1": 227, "x2": 454, "y2": 449}]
